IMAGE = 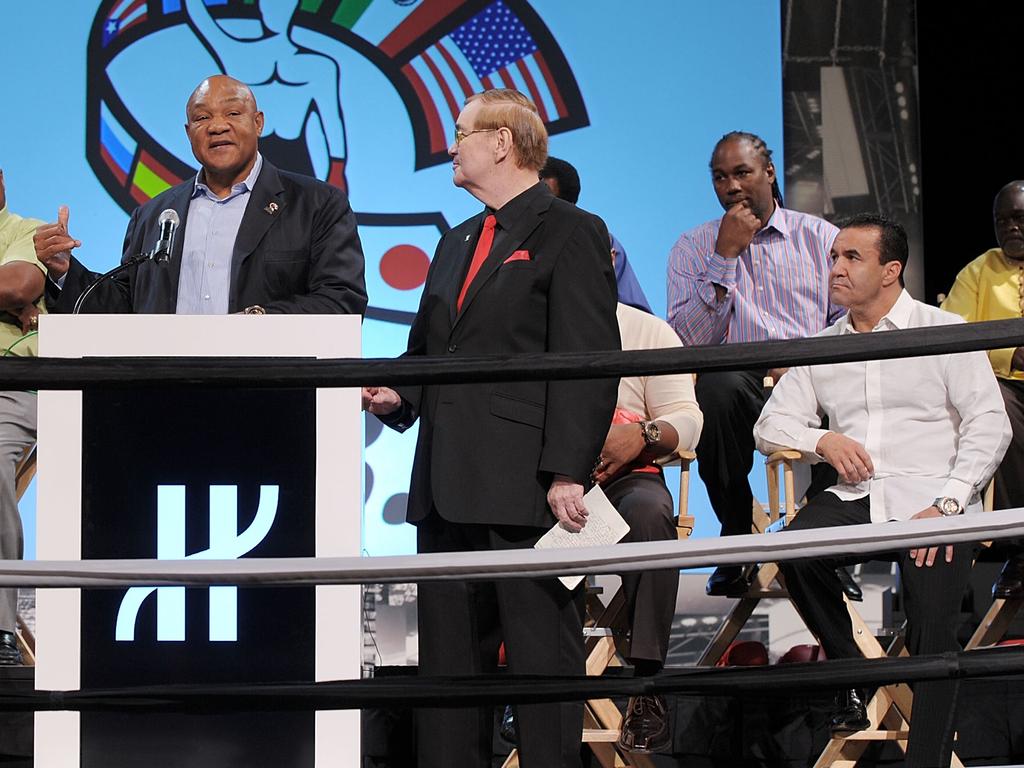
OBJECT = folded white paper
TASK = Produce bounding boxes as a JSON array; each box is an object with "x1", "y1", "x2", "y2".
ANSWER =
[{"x1": 535, "y1": 484, "x2": 631, "y2": 589}]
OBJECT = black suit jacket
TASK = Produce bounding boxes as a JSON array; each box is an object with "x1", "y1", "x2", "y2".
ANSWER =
[
  {"x1": 48, "y1": 160, "x2": 367, "y2": 315},
  {"x1": 385, "y1": 183, "x2": 620, "y2": 528}
]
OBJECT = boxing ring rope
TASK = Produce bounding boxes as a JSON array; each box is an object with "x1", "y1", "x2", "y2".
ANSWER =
[
  {"x1": 1, "y1": 316, "x2": 1022, "y2": 711},
  {"x1": 1, "y1": 648, "x2": 1022, "y2": 711},
  {"x1": 1, "y1": 509, "x2": 1023, "y2": 588},
  {"x1": 0, "y1": 316, "x2": 1022, "y2": 390}
]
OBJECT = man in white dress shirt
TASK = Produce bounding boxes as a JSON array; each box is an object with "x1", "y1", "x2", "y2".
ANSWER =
[{"x1": 754, "y1": 213, "x2": 1011, "y2": 768}]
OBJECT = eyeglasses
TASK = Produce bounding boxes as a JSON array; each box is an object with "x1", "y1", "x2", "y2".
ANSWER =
[{"x1": 454, "y1": 128, "x2": 497, "y2": 146}]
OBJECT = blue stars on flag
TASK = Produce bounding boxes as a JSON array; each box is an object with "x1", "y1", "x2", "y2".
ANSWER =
[{"x1": 450, "y1": 0, "x2": 539, "y2": 80}]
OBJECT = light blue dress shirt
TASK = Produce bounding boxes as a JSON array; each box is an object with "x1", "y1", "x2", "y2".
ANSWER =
[{"x1": 176, "y1": 153, "x2": 263, "y2": 314}]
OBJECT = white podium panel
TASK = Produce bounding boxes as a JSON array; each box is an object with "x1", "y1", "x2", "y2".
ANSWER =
[{"x1": 35, "y1": 315, "x2": 362, "y2": 768}]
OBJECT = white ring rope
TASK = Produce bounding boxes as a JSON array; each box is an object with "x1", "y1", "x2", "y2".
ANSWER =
[{"x1": 3, "y1": 507, "x2": 1023, "y2": 588}]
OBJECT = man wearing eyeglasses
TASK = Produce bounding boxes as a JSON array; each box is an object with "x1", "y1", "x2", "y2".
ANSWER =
[
  {"x1": 363, "y1": 89, "x2": 620, "y2": 767},
  {"x1": 942, "y1": 180, "x2": 1024, "y2": 599}
]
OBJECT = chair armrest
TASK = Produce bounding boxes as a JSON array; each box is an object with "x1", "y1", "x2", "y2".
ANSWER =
[
  {"x1": 658, "y1": 449, "x2": 696, "y2": 468},
  {"x1": 765, "y1": 449, "x2": 803, "y2": 466}
]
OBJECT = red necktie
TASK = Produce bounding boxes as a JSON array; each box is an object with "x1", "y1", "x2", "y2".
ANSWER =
[{"x1": 456, "y1": 214, "x2": 497, "y2": 312}]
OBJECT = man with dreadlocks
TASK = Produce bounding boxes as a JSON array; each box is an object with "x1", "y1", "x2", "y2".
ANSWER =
[{"x1": 667, "y1": 131, "x2": 843, "y2": 597}]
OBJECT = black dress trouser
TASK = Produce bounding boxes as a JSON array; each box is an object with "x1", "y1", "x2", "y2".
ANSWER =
[
  {"x1": 779, "y1": 492, "x2": 976, "y2": 768},
  {"x1": 603, "y1": 472, "x2": 678, "y2": 666},
  {"x1": 694, "y1": 370, "x2": 768, "y2": 537},
  {"x1": 415, "y1": 510, "x2": 585, "y2": 768}
]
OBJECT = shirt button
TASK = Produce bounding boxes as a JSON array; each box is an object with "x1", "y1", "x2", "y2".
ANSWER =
[
  {"x1": 448, "y1": 343, "x2": 457, "y2": 353},
  {"x1": 204, "y1": 295, "x2": 211, "y2": 300}
]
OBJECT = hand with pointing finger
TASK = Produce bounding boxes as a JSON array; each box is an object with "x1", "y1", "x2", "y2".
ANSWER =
[
  {"x1": 715, "y1": 201, "x2": 762, "y2": 259},
  {"x1": 33, "y1": 205, "x2": 80, "y2": 281}
]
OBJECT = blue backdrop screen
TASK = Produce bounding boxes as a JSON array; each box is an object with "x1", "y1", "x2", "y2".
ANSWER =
[{"x1": 2, "y1": 0, "x2": 782, "y2": 559}]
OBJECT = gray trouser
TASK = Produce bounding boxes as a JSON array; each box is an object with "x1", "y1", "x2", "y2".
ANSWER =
[{"x1": 0, "y1": 390, "x2": 36, "y2": 633}]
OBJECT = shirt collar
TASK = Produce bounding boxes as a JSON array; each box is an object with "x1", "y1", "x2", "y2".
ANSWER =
[
  {"x1": 193, "y1": 152, "x2": 263, "y2": 199},
  {"x1": 879, "y1": 288, "x2": 915, "y2": 329},
  {"x1": 0, "y1": 205, "x2": 9, "y2": 225},
  {"x1": 491, "y1": 181, "x2": 548, "y2": 231},
  {"x1": 837, "y1": 288, "x2": 914, "y2": 334},
  {"x1": 757, "y1": 204, "x2": 789, "y2": 240}
]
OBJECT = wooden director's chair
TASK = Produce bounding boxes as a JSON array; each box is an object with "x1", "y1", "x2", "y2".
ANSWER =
[
  {"x1": 965, "y1": 482, "x2": 1023, "y2": 650},
  {"x1": 698, "y1": 448, "x2": 967, "y2": 768},
  {"x1": 501, "y1": 449, "x2": 696, "y2": 768},
  {"x1": 13, "y1": 444, "x2": 37, "y2": 666}
]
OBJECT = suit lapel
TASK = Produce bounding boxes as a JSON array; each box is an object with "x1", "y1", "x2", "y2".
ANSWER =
[
  {"x1": 162, "y1": 183, "x2": 195, "y2": 311},
  {"x1": 453, "y1": 193, "x2": 547, "y2": 327},
  {"x1": 231, "y1": 161, "x2": 286, "y2": 285}
]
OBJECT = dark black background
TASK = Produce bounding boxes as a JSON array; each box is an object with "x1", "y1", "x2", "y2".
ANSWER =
[{"x1": 918, "y1": 4, "x2": 1024, "y2": 303}]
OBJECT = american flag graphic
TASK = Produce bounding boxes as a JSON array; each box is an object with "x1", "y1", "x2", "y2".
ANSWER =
[
  {"x1": 384, "y1": 0, "x2": 585, "y2": 166},
  {"x1": 406, "y1": 0, "x2": 568, "y2": 131},
  {"x1": 102, "y1": 0, "x2": 148, "y2": 47}
]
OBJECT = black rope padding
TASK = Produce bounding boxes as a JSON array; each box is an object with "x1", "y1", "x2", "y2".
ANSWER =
[
  {"x1": 1, "y1": 648, "x2": 1021, "y2": 711},
  {"x1": 1, "y1": 317, "x2": 1022, "y2": 389}
]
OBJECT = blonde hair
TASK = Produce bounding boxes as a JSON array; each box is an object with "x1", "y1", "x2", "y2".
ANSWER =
[{"x1": 466, "y1": 89, "x2": 548, "y2": 171}]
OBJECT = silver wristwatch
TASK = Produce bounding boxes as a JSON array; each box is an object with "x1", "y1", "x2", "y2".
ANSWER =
[
  {"x1": 932, "y1": 497, "x2": 963, "y2": 516},
  {"x1": 639, "y1": 420, "x2": 661, "y2": 447}
]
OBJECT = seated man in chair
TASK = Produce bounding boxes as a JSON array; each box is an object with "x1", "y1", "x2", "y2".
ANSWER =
[
  {"x1": 593, "y1": 296, "x2": 703, "y2": 753},
  {"x1": 0, "y1": 168, "x2": 46, "y2": 665},
  {"x1": 754, "y1": 214, "x2": 1011, "y2": 768}
]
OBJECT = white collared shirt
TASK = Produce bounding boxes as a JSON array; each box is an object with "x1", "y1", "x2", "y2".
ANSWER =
[{"x1": 754, "y1": 289, "x2": 1012, "y2": 522}]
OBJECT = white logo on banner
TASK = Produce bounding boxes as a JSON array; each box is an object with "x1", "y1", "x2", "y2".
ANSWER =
[{"x1": 115, "y1": 485, "x2": 279, "y2": 642}]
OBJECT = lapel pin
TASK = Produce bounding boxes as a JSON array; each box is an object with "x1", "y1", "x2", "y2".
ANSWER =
[
  {"x1": 464, "y1": 233, "x2": 471, "y2": 242},
  {"x1": 264, "y1": 202, "x2": 279, "y2": 215}
]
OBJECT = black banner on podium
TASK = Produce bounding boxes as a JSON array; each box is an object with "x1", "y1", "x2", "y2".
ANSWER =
[{"x1": 79, "y1": 387, "x2": 317, "y2": 767}]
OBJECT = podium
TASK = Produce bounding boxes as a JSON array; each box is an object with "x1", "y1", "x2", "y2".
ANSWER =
[{"x1": 33, "y1": 315, "x2": 363, "y2": 768}]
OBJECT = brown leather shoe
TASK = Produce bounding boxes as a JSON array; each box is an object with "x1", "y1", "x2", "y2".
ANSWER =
[
  {"x1": 618, "y1": 694, "x2": 670, "y2": 753},
  {"x1": 993, "y1": 554, "x2": 1024, "y2": 600}
]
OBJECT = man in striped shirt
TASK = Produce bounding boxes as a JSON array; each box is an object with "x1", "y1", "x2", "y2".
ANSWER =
[{"x1": 667, "y1": 131, "x2": 842, "y2": 596}]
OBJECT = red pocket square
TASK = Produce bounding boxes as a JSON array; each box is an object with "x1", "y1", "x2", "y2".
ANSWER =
[{"x1": 503, "y1": 250, "x2": 531, "y2": 264}]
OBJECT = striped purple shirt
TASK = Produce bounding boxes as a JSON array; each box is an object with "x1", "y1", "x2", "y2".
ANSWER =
[{"x1": 667, "y1": 206, "x2": 843, "y2": 346}]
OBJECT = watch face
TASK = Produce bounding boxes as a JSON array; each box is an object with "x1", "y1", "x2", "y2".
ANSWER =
[
  {"x1": 644, "y1": 421, "x2": 660, "y2": 445},
  {"x1": 940, "y1": 498, "x2": 960, "y2": 515}
]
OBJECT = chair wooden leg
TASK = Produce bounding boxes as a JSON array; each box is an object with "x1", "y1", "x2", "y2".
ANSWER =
[
  {"x1": 965, "y1": 597, "x2": 1023, "y2": 650},
  {"x1": 15, "y1": 614, "x2": 35, "y2": 666}
]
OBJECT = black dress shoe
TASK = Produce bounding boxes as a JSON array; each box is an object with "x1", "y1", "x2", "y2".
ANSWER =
[
  {"x1": 499, "y1": 704, "x2": 518, "y2": 745},
  {"x1": 618, "y1": 694, "x2": 670, "y2": 753},
  {"x1": 836, "y1": 567, "x2": 863, "y2": 602},
  {"x1": 993, "y1": 553, "x2": 1024, "y2": 599},
  {"x1": 829, "y1": 688, "x2": 870, "y2": 734},
  {"x1": 706, "y1": 565, "x2": 753, "y2": 597},
  {"x1": 0, "y1": 631, "x2": 23, "y2": 666}
]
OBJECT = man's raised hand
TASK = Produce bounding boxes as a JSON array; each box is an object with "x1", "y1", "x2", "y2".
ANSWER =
[
  {"x1": 33, "y1": 205, "x2": 80, "y2": 280},
  {"x1": 714, "y1": 201, "x2": 762, "y2": 259}
]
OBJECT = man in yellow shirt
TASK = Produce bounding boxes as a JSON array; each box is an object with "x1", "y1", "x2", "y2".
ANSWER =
[
  {"x1": 942, "y1": 180, "x2": 1024, "y2": 598},
  {"x1": 0, "y1": 168, "x2": 47, "y2": 665}
]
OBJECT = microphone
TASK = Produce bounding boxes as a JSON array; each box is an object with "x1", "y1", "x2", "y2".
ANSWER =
[
  {"x1": 72, "y1": 208, "x2": 180, "y2": 314},
  {"x1": 151, "y1": 209, "x2": 180, "y2": 262}
]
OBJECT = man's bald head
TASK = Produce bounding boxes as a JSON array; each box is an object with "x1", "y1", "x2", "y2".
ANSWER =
[
  {"x1": 993, "y1": 181, "x2": 1024, "y2": 261},
  {"x1": 185, "y1": 75, "x2": 258, "y2": 119}
]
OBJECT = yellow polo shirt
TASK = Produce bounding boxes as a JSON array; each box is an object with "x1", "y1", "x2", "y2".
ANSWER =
[
  {"x1": 0, "y1": 205, "x2": 46, "y2": 358},
  {"x1": 941, "y1": 247, "x2": 1024, "y2": 381}
]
